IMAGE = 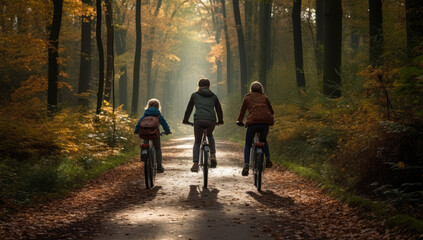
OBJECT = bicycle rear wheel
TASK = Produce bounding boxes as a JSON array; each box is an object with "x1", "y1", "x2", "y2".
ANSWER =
[
  {"x1": 203, "y1": 149, "x2": 209, "y2": 188},
  {"x1": 256, "y1": 152, "x2": 263, "y2": 192},
  {"x1": 143, "y1": 152, "x2": 151, "y2": 189}
]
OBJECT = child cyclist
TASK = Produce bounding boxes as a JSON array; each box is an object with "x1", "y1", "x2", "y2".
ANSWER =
[
  {"x1": 236, "y1": 81, "x2": 274, "y2": 176},
  {"x1": 134, "y1": 98, "x2": 171, "y2": 173},
  {"x1": 182, "y1": 78, "x2": 224, "y2": 172}
]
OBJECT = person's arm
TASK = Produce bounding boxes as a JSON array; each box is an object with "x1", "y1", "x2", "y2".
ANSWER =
[
  {"x1": 215, "y1": 97, "x2": 224, "y2": 124},
  {"x1": 182, "y1": 94, "x2": 194, "y2": 123},
  {"x1": 159, "y1": 115, "x2": 171, "y2": 134},
  {"x1": 237, "y1": 96, "x2": 248, "y2": 123},
  {"x1": 265, "y1": 97, "x2": 274, "y2": 114}
]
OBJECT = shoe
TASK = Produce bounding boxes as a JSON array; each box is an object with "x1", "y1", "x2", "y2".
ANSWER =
[
  {"x1": 210, "y1": 153, "x2": 217, "y2": 168},
  {"x1": 242, "y1": 164, "x2": 249, "y2": 176},
  {"x1": 191, "y1": 162, "x2": 199, "y2": 172},
  {"x1": 157, "y1": 164, "x2": 164, "y2": 173},
  {"x1": 266, "y1": 158, "x2": 273, "y2": 168}
]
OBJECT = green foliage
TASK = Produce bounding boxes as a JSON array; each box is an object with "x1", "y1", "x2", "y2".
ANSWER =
[{"x1": 388, "y1": 214, "x2": 423, "y2": 233}]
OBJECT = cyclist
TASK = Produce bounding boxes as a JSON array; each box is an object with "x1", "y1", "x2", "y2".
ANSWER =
[
  {"x1": 237, "y1": 81, "x2": 274, "y2": 176},
  {"x1": 182, "y1": 78, "x2": 224, "y2": 172},
  {"x1": 134, "y1": 98, "x2": 171, "y2": 173}
]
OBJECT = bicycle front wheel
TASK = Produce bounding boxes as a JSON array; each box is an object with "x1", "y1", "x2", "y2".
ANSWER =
[
  {"x1": 256, "y1": 151, "x2": 263, "y2": 192},
  {"x1": 203, "y1": 150, "x2": 209, "y2": 188},
  {"x1": 149, "y1": 146, "x2": 156, "y2": 187}
]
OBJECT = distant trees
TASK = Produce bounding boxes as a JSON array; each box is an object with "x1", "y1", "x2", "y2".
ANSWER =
[
  {"x1": 405, "y1": 0, "x2": 423, "y2": 58},
  {"x1": 104, "y1": 0, "x2": 115, "y2": 103},
  {"x1": 322, "y1": 0, "x2": 342, "y2": 98},
  {"x1": 369, "y1": 0, "x2": 383, "y2": 65},
  {"x1": 47, "y1": 0, "x2": 64, "y2": 112}
]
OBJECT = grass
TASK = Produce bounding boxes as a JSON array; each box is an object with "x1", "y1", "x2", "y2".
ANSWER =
[{"x1": 278, "y1": 158, "x2": 423, "y2": 234}]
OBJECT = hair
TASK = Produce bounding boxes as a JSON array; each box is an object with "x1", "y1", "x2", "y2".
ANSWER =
[
  {"x1": 145, "y1": 98, "x2": 161, "y2": 110},
  {"x1": 250, "y1": 81, "x2": 264, "y2": 94},
  {"x1": 198, "y1": 78, "x2": 210, "y2": 88}
]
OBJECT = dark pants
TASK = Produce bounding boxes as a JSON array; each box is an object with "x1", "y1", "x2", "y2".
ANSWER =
[
  {"x1": 244, "y1": 124, "x2": 270, "y2": 164},
  {"x1": 144, "y1": 137, "x2": 162, "y2": 164},
  {"x1": 193, "y1": 120, "x2": 216, "y2": 162}
]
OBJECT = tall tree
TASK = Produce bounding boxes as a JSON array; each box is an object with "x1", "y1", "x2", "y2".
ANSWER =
[
  {"x1": 221, "y1": 0, "x2": 232, "y2": 93},
  {"x1": 96, "y1": 0, "x2": 105, "y2": 114},
  {"x1": 292, "y1": 0, "x2": 305, "y2": 88},
  {"x1": 323, "y1": 0, "x2": 342, "y2": 98},
  {"x1": 244, "y1": 0, "x2": 253, "y2": 86},
  {"x1": 258, "y1": 0, "x2": 271, "y2": 89},
  {"x1": 369, "y1": 0, "x2": 383, "y2": 65},
  {"x1": 131, "y1": 0, "x2": 142, "y2": 116},
  {"x1": 78, "y1": 0, "x2": 93, "y2": 107},
  {"x1": 232, "y1": 0, "x2": 247, "y2": 98},
  {"x1": 315, "y1": 0, "x2": 324, "y2": 77},
  {"x1": 104, "y1": 0, "x2": 114, "y2": 103},
  {"x1": 115, "y1": 0, "x2": 129, "y2": 110},
  {"x1": 405, "y1": 0, "x2": 423, "y2": 58},
  {"x1": 146, "y1": 0, "x2": 162, "y2": 100},
  {"x1": 47, "y1": 0, "x2": 64, "y2": 112}
]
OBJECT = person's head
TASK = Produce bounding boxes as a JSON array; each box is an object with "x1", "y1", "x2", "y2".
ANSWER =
[
  {"x1": 198, "y1": 78, "x2": 210, "y2": 89},
  {"x1": 250, "y1": 81, "x2": 264, "y2": 94},
  {"x1": 145, "y1": 98, "x2": 161, "y2": 110}
]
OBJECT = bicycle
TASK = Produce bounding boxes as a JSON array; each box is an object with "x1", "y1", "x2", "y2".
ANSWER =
[
  {"x1": 140, "y1": 132, "x2": 170, "y2": 190},
  {"x1": 185, "y1": 121, "x2": 218, "y2": 189},
  {"x1": 237, "y1": 121, "x2": 266, "y2": 192}
]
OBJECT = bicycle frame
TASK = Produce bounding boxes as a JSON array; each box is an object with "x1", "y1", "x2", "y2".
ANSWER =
[
  {"x1": 199, "y1": 127, "x2": 210, "y2": 188},
  {"x1": 141, "y1": 140, "x2": 156, "y2": 190}
]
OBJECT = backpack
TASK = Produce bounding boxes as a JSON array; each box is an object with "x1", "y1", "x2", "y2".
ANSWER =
[{"x1": 138, "y1": 114, "x2": 161, "y2": 140}]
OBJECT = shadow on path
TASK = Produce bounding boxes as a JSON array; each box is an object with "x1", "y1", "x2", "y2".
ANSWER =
[{"x1": 247, "y1": 190, "x2": 295, "y2": 208}]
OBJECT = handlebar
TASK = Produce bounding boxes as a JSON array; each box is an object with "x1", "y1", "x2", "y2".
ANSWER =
[{"x1": 160, "y1": 132, "x2": 172, "y2": 136}]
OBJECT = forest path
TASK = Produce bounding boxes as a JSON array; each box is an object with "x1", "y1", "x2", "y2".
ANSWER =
[{"x1": 1, "y1": 137, "x2": 411, "y2": 239}]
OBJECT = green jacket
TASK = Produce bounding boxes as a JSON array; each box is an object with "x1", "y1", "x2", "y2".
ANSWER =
[{"x1": 183, "y1": 88, "x2": 223, "y2": 123}]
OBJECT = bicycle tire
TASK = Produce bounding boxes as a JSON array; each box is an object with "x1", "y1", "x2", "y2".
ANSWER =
[
  {"x1": 256, "y1": 151, "x2": 263, "y2": 192},
  {"x1": 143, "y1": 152, "x2": 151, "y2": 189},
  {"x1": 149, "y1": 146, "x2": 156, "y2": 187},
  {"x1": 203, "y1": 149, "x2": 208, "y2": 188}
]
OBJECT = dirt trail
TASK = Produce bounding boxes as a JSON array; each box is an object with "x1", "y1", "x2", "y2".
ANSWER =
[{"x1": 0, "y1": 137, "x2": 415, "y2": 239}]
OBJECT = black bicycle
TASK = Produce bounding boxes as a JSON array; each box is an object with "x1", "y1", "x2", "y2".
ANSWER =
[
  {"x1": 237, "y1": 121, "x2": 266, "y2": 192},
  {"x1": 141, "y1": 132, "x2": 169, "y2": 189},
  {"x1": 185, "y1": 122, "x2": 214, "y2": 188}
]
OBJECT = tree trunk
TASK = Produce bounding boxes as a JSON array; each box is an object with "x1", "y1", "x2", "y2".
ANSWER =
[
  {"x1": 406, "y1": 0, "x2": 423, "y2": 58},
  {"x1": 104, "y1": 0, "x2": 114, "y2": 103},
  {"x1": 233, "y1": 0, "x2": 247, "y2": 98},
  {"x1": 47, "y1": 0, "x2": 63, "y2": 113},
  {"x1": 78, "y1": 0, "x2": 93, "y2": 107},
  {"x1": 266, "y1": 2, "x2": 273, "y2": 71},
  {"x1": 323, "y1": 0, "x2": 342, "y2": 98},
  {"x1": 315, "y1": 0, "x2": 324, "y2": 78},
  {"x1": 115, "y1": 28, "x2": 128, "y2": 109},
  {"x1": 258, "y1": 0, "x2": 271, "y2": 89},
  {"x1": 131, "y1": 0, "x2": 142, "y2": 116},
  {"x1": 146, "y1": 0, "x2": 162, "y2": 101},
  {"x1": 245, "y1": 0, "x2": 253, "y2": 87},
  {"x1": 221, "y1": 0, "x2": 232, "y2": 94},
  {"x1": 96, "y1": 0, "x2": 105, "y2": 114},
  {"x1": 369, "y1": 0, "x2": 383, "y2": 66},
  {"x1": 292, "y1": 0, "x2": 305, "y2": 88}
]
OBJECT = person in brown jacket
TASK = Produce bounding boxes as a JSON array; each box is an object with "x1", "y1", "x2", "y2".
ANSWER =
[{"x1": 236, "y1": 81, "x2": 274, "y2": 176}]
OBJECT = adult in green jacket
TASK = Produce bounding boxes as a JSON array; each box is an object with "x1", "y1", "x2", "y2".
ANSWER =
[{"x1": 183, "y1": 79, "x2": 224, "y2": 172}]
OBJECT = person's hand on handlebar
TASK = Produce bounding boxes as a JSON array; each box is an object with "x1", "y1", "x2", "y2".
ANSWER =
[
  {"x1": 182, "y1": 120, "x2": 194, "y2": 126},
  {"x1": 236, "y1": 121, "x2": 244, "y2": 127},
  {"x1": 216, "y1": 121, "x2": 224, "y2": 126}
]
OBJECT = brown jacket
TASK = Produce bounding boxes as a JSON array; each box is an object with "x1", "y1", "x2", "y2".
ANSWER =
[{"x1": 237, "y1": 92, "x2": 274, "y2": 127}]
